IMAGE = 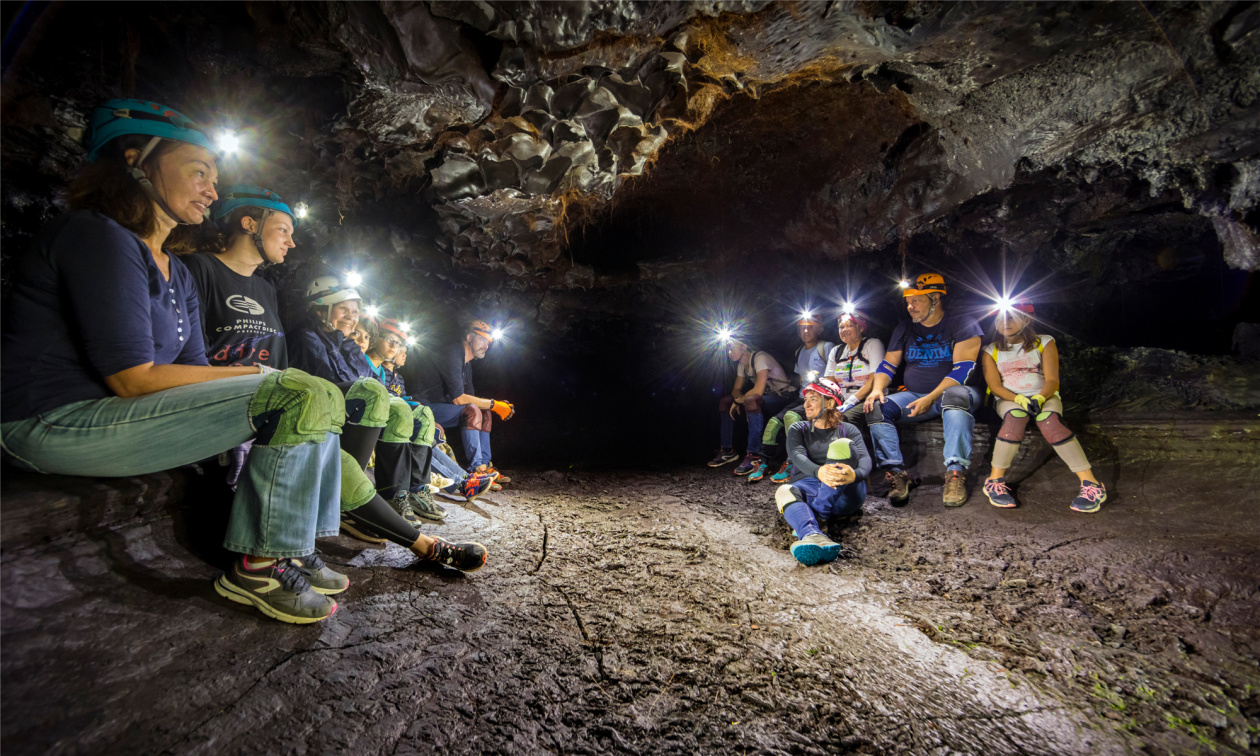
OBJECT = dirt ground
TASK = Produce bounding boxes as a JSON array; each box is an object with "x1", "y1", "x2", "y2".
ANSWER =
[{"x1": 2, "y1": 414, "x2": 1259, "y2": 755}]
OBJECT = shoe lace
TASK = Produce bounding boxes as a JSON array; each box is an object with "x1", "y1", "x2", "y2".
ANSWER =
[
  {"x1": 1080, "y1": 483, "x2": 1105, "y2": 502},
  {"x1": 986, "y1": 479, "x2": 1010, "y2": 494},
  {"x1": 297, "y1": 552, "x2": 326, "y2": 571},
  {"x1": 410, "y1": 490, "x2": 440, "y2": 514},
  {"x1": 274, "y1": 558, "x2": 313, "y2": 593},
  {"x1": 392, "y1": 491, "x2": 416, "y2": 517},
  {"x1": 776, "y1": 461, "x2": 791, "y2": 474}
]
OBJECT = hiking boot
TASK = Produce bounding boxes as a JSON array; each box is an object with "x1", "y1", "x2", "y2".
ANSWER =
[
  {"x1": 388, "y1": 490, "x2": 422, "y2": 527},
  {"x1": 340, "y1": 517, "x2": 387, "y2": 544},
  {"x1": 427, "y1": 536, "x2": 488, "y2": 572},
  {"x1": 789, "y1": 533, "x2": 842, "y2": 566},
  {"x1": 460, "y1": 473, "x2": 496, "y2": 501},
  {"x1": 407, "y1": 488, "x2": 448, "y2": 522},
  {"x1": 1071, "y1": 480, "x2": 1107, "y2": 513},
  {"x1": 734, "y1": 453, "x2": 761, "y2": 476},
  {"x1": 291, "y1": 552, "x2": 350, "y2": 595},
  {"x1": 215, "y1": 557, "x2": 337, "y2": 624},
  {"x1": 747, "y1": 460, "x2": 770, "y2": 482},
  {"x1": 707, "y1": 449, "x2": 740, "y2": 467},
  {"x1": 942, "y1": 469, "x2": 968, "y2": 507},
  {"x1": 769, "y1": 461, "x2": 794, "y2": 483},
  {"x1": 885, "y1": 469, "x2": 911, "y2": 504},
  {"x1": 983, "y1": 477, "x2": 1017, "y2": 508}
]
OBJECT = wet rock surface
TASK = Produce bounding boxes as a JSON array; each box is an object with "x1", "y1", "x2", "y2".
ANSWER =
[{"x1": 4, "y1": 413, "x2": 1258, "y2": 755}]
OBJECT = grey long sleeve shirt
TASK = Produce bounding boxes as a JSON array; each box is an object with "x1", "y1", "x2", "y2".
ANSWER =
[{"x1": 786, "y1": 420, "x2": 872, "y2": 484}]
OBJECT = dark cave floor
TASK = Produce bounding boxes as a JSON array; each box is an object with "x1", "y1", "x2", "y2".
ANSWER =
[{"x1": 2, "y1": 413, "x2": 1259, "y2": 755}]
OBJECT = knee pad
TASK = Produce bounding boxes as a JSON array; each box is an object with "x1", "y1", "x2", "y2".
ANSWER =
[
  {"x1": 762, "y1": 417, "x2": 783, "y2": 445},
  {"x1": 998, "y1": 410, "x2": 1030, "y2": 443},
  {"x1": 873, "y1": 399, "x2": 901, "y2": 423},
  {"x1": 461, "y1": 403, "x2": 490, "y2": 432},
  {"x1": 381, "y1": 397, "x2": 415, "y2": 443},
  {"x1": 784, "y1": 410, "x2": 803, "y2": 428},
  {"x1": 344, "y1": 378, "x2": 390, "y2": 427},
  {"x1": 775, "y1": 484, "x2": 804, "y2": 514},
  {"x1": 410, "y1": 403, "x2": 436, "y2": 446},
  {"x1": 1036, "y1": 412, "x2": 1074, "y2": 445},
  {"x1": 339, "y1": 449, "x2": 377, "y2": 511},
  {"x1": 744, "y1": 395, "x2": 764, "y2": 414},
  {"x1": 719, "y1": 396, "x2": 734, "y2": 413},
  {"x1": 941, "y1": 385, "x2": 972, "y2": 412},
  {"x1": 249, "y1": 369, "x2": 345, "y2": 446}
]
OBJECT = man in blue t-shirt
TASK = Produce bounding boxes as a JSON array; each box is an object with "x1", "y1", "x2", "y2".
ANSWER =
[{"x1": 863, "y1": 273, "x2": 983, "y2": 507}]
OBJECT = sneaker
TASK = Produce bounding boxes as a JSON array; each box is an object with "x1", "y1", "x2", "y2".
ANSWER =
[
  {"x1": 734, "y1": 453, "x2": 761, "y2": 476},
  {"x1": 291, "y1": 552, "x2": 350, "y2": 595},
  {"x1": 769, "y1": 461, "x2": 794, "y2": 482},
  {"x1": 460, "y1": 473, "x2": 496, "y2": 501},
  {"x1": 340, "y1": 517, "x2": 387, "y2": 544},
  {"x1": 789, "y1": 533, "x2": 842, "y2": 566},
  {"x1": 407, "y1": 488, "x2": 448, "y2": 522},
  {"x1": 885, "y1": 469, "x2": 911, "y2": 504},
  {"x1": 707, "y1": 449, "x2": 740, "y2": 467},
  {"x1": 430, "y1": 472, "x2": 455, "y2": 490},
  {"x1": 214, "y1": 557, "x2": 337, "y2": 624},
  {"x1": 484, "y1": 463, "x2": 511, "y2": 484},
  {"x1": 746, "y1": 460, "x2": 770, "y2": 482},
  {"x1": 427, "y1": 536, "x2": 488, "y2": 572},
  {"x1": 1071, "y1": 481, "x2": 1107, "y2": 513},
  {"x1": 388, "y1": 490, "x2": 422, "y2": 527},
  {"x1": 942, "y1": 469, "x2": 968, "y2": 507},
  {"x1": 983, "y1": 477, "x2": 1017, "y2": 508}
]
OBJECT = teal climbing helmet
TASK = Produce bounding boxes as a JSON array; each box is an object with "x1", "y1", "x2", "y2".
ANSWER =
[
  {"x1": 213, "y1": 185, "x2": 300, "y2": 226},
  {"x1": 84, "y1": 99, "x2": 218, "y2": 163}
]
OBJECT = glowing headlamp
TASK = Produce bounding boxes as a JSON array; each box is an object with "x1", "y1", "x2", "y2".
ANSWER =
[
  {"x1": 398, "y1": 321, "x2": 411, "y2": 333},
  {"x1": 898, "y1": 279, "x2": 911, "y2": 289},
  {"x1": 717, "y1": 327, "x2": 734, "y2": 343},
  {"x1": 491, "y1": 328, "x2": 505, "y2": 341},
  {"x1": 841, "y1": 301, "x2": 857, "y2": 315},
  {"x1": 364, "y1": 305, "x2": 380, "y2": 319},
  {"x1": 994, "y1": 296, "x2": 1014, "y2": 314},
  {"x1": 217, "y1": 130, "x2": 241, "y2": 155},
  {"x1": 293, "y1": 202, "x2": 309, "y2": 220},
  {"x1": 344, "y1": 271, "x2": 363, "y2": 288}
]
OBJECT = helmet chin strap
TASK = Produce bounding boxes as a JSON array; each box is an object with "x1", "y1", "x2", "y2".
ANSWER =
[
  {"x1": 128, "y1": 137, "x2": 195, "y2": 227},
  {"x1": 925, "y1": 294, "x2": 939, "y2": 321},
  {"x1": 249, "y1": 209, "x2": 274, "y2": 269}
]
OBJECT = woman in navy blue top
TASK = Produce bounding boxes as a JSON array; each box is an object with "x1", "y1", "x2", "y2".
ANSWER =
[{"x1": 0, "y1": 100, "x2": 351, "y2": 624}]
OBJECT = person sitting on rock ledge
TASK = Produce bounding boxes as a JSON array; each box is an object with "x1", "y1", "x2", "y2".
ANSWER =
[
  {"x1": 774, "y1": 379, "x2": 871, "y2": 566},
  {"x1": 980, "y1": 299, "x2": 1107, "y2": 513},
  {"x1": 752, "y1": 311, "x2": 836, "y2": 483},
  {"x1": 708, "y1": 337, "x2": 797, "y2": 475},
  {"x1": 864, "y1": 273, "x2": 983, "y2": 507}
]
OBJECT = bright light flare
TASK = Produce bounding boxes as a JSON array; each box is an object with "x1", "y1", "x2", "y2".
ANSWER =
[
  {"x1": 491, "y1": 328, "x2": 505, "y2": 341},
  {"x1": 841, "y1": 301, "x2": 857, "y2": 315},
  {"x1": 799, "y1": 309, "x2": 814, "y2": 321},
  {"x1": 344, "y1": 271, "x2": 363, "y2": 288},
  {"x1": 898, "y1": 279, "x2": 911, "y2": 289},
  {"x1": 364, "y1": 305, "x2": 380, "y2": 319},
  {"x1": 716, "y1": 327, "x2": 734, "y2": 343},
  {"x1": 398, "y1": 321, "x2": 411, "y2": 333},
  {"x1": 993, "y1": 296, "x2": 1014, "y2": 314},
  {"x1": 217, "y1": 130, "x2": 241, "y2": 155},
  {"x1": 293, "y1": 202, "x2": 309, "y2": 220}
]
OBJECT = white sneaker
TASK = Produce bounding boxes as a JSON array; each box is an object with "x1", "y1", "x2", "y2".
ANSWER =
[{"x1": 430, "y1": 472, "x2": 455, "y2": 490}]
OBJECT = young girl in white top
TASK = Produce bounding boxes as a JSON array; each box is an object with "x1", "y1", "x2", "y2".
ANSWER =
[{"x1": 980, "y1": 301, "x2": 1106, "y2": 513}]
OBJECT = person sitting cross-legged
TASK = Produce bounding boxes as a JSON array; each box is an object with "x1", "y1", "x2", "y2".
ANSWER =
[{"x1": 774, "y1": 379, "x2": 871, "y2": 566}]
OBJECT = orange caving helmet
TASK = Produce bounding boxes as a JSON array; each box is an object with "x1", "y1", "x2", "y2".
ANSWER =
[
  {"x1": 469, "y1": 320, "x2": 494, "y2": 341},
  {"x1": 903, "y1": 273, "x2": 947, "y2": 298}
]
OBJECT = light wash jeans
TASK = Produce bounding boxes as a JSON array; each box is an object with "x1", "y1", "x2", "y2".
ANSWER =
[
  {"x1": 0, "y1": 374, "x2": 340, "y2": 558},
  {"x1": 868, "y1": 387, "x2": 982, "y2": 470},
  {"x1": 427, "y1": 402, "x2": 493, "y2": 469},
  {"x1": 429, "y1": 445, "x2": 468, "y2": 489}
]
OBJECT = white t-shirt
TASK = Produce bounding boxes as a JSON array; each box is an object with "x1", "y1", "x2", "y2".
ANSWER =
[
  {"x1": 989, "y1": 334, "x2": 1054, "y2": 396},
  {"x1": 825, "y1": 338, "x2": 886, "y2": 397},
  {"x1": 794, "y1": 340, "x2": 836, "y2": 386},
  {"x1": 738, "y1": 351, "x2": 793, "y2": 395}
]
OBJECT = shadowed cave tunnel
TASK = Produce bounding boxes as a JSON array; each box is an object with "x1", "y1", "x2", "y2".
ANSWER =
[{"x1": 2, "y1": 2, "x2": 1259, "y2": 754}]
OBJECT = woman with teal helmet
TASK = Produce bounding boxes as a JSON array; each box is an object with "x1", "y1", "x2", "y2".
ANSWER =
[{"x1": 1, "y1": 99, "x2": 356, "y2": 624}]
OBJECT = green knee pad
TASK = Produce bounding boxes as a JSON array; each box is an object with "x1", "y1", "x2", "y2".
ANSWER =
[
  {"x1": 775, "y1": 484, "x2": 802, "y2": 515},
  {"x1": 345, "y1": 378, "x2": 390, "y2": 428},
  {"x1": 339, "y1": 449, "x2": 376, "y2": 511},
  {"x1": 762, "y1": 417, "x2": 783, "y2": 445},
  {"x1": 410, "y1": 403, "x2": 436, "y2": 446},
  {"x1": 1009, "y1": 409, "x2": 1027, "y2": 418},
  {"x1": 381, "y1": 397, "x2": 414, "y2": 443},
  {"x1": 249, "y1": 369, "x2": 345, "y2": 446},
  {"x1": 784, "y1": 411, "x2": 803, "y2": 429},
  {"x1": 1035, "y1": 410, "x2": 1052, "y2": 422}
]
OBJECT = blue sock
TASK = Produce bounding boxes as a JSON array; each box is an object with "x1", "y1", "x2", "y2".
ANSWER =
[{"x1": 782, "y1": 501, "x2": 822, "y2": 539}]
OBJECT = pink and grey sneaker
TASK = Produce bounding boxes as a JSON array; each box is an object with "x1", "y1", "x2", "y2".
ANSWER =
[
  {"x1": 1071, "y1": 481, "x2": 1107, "y2": 513},
  {"x1": 733, "y1": 453, "x2": 761, "y2": 476},
  {"x1": 983, "y1": 477, "x2": 1017, "y2": 508}
]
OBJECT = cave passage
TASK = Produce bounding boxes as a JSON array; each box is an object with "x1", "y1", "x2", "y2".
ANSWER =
[{"x1": 3, "y1": 1, "x2": 1260, "y2": 754}]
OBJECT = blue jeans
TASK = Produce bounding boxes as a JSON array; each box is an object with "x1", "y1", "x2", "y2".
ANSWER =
[
  {"x1": 868, "y1": 387, "x2": 982, "y2": 470},
  {"x1": 426, "y1": 402, "x2": 492, "y2": 469},
  {"x1": 780, "y1": 477, "x2": 867, "y2": 538},
  {"x1": 0, "y1": 374, "x2": 340, "y2": 558},
  {"x1": 719, "y1": 392, "x2": 796, "y2": 456},
  {"x1": 429, "y1": 445, "x2": 468, "y2": 490}
]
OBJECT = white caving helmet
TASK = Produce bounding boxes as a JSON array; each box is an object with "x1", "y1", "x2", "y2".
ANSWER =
[{"x1": 306, "y1": 276, "x2": 361, "y2": 307}]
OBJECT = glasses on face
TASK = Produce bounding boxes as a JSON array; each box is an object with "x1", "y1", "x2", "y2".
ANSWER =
[{"x1": 383, "y1": 336, "x2": 405, "y2": 349}]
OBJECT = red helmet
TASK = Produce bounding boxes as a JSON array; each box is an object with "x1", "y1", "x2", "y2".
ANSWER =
[
  {"x1": 991, "y1": 298, "x2": 1034, "y2": 317},
  {"x1": 838, "y1": 312, "x2": 868, "y2": 332},
  {"x1": 379, "y1": 319, "x2": 407, "y2": 343},
  {"x1": 802, "y1": 379, "x2": 844, "y2": 404}
]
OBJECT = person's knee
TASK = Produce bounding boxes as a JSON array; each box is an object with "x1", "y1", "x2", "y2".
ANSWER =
[
  {"x1": 870, "y1": 398, "x2": 899, "y2": 424},
  {"x1": 783, "y1": 410, "x2": 803, "y2": 428},
  {"x1": 381, "y1": 397, "x2": 414, "y2": 443},
  {"x1": 339, "y1": 449, "x2": 376, "y2": 509},
  {"x1": 719, "y1": 396, "x2": 734, "y2": 413},
  {"x1": 1036, "y1": 412, "x2": 1074, "y2": 444},
  {"x1": 410, "y1": 403, "x2": 436, "y2": 445},
  {"x1": 345, "y1": 377, "x2": 390, "y2": 427},
  {"x1": 775, "y1": 484, "x2": 803, "y2": 514},
  {"x1": 249, "y1": 369, "x2": 345, "y2": 446},
  {"x1": 744, "y1": 395, "x2": 764, "y2": 414},
  {"x1": 998, "y1": 409, "x2": 1029, "y2": 442},
  {"x1": 460, "y1": 403, "x2": 484, "y2": 430},
  {"x1": 941, "y1": 385, "x2": 972, "y2": 413}
]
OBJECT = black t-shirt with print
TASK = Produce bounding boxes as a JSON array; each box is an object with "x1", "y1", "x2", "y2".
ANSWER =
[
  {"x1": 402, "y1": 340, "x2": 473, "y2": 405},
  {"x1": 887, "y1": 312, "x2": 982, "y2": 393},
  {"x1": 183, "y1": 253, "x2": 288, "y2": 369}
]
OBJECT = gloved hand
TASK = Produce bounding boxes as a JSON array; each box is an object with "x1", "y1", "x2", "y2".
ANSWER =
[
  {"x1": 1012, "y1": 395, "x2": 1033, "y2": 413},
  {"x1": 839, "y1": 398, "x2": 858, "y2": 415},
  {"x1": 490, "y1": 399, "x2": 515, "y2": 420},
  {"x1": 1029, "y1": 394, "x2": 1046, "y2": 416}
]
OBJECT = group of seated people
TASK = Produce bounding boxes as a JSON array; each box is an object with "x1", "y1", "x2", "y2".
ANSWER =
[
  {"x1": 709, "y1": 273, "x2": 1108, "y2": 567},
  {"x1": 0, "y1": 99, "x2": 516, "y2": 626}
]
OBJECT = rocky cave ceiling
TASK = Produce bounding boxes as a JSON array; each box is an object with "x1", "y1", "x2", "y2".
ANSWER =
[{"x1": 2, "y1": 0, "x2": 1258, "y2": 295}]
